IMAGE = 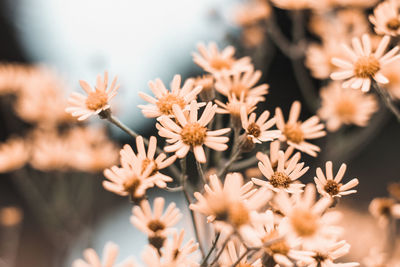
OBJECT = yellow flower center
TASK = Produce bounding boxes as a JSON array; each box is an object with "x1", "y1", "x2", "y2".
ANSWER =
[
  {"x1": 263, "y1": 230, "x2": 290, "y2": 256},
  {"x1": 85, "y1": 90, "x2": 108, "y2": 111},
  {"x1": 324, "y1": 180, "x2": 341, "y2": 196},
  {"x1": 210, "y1": 58, "x2": 233, "y2": 70},
  {"x1": 336, "y1": 100, "x2": 356, "y2": 122},
  {"x1": 231, "y1": 83, "x2": 248, "y2": 98},
  {"x1": 123, "y1": 177, "x2": 141, "y2": 197},
  {"x1": 181, "y1": 122, "x2": 207, "y2": 146},
  {"x1": 156, "y1": 93, "x2": 186, "y2": 116},
  {"x1": 147, "y1": 219, "x2": 166, "y2": 232},
  {"x1": 386, "y1": 18, "x2": 400, "y2": 31},
  {"x1": 247, "y1": 122, "x2": 261, "y2": 137},
  {"x1": 284, "y1": 123, "x2": 304, "y2": 144},
  {"x1": 290, "y1": 209, "x2": 318, "y2": 237},
  {"x1": 142, "y1": 158, "x2": 158, "y2": 176},
  {"x1": 354, "y1": 55, "x2": 380, "y2": 79},
  {"x1": 228, "y1": 202, "x2": 250, "y2": 228},
  {"x1": 270, "y1": 172, "x2": 292, "y2": 188}
]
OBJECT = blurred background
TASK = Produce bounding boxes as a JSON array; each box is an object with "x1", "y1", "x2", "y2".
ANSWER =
[{"x1": 0, "y1": 0, "x2": 399, "y2": 266}]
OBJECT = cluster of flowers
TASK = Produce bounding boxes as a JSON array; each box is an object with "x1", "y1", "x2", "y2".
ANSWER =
[{"x1": 0, "y1": 65, "x2": 119, "y2": 173}]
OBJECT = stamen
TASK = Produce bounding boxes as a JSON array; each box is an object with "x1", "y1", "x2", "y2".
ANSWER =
[
  {"x1": 247, "y1": 122, "x2": 261, "y2": 137},
  {"x1": 156, "y1": 94, "x2": 186, "y2": 116},
  {"x1": 85, "y1": 90, "x2": 108, "y2": 110},
  {"x1": 142, "y1": 158, "x2": 158, "y2": 176},
  {"x1": 354, "y1": 55, "x2": 380, "y2": 79},
  {"x1": 181, "y1": 122, "x2": 207, "y2": 146},
  {"x1": 336, "y1": 100, "x2": 356, "y2": 122},
  {"x1": 324, "y1": 180, "x2": 341, "y2": 196},
  {"x1": 147, "y1": 219, "x2": 166, "y2": 232},
  {"x1": 269, "y1": 172, "x2": 292, "y2": 188},
  {"x1": 228, "y1": 202, "x2": 250, "y2": 227},
  {"x1": 284, "y1": 123, "x2": 304, "y2": 144},
  {"x1": 290, "y1": 209, "x2": 318, "y2": 237},
  {"x1": 386, "y1": 18, "x2": 400, "y2": 31},
  {"x1": 210, "y1": 58, "x2": 233, "y2": 70}
]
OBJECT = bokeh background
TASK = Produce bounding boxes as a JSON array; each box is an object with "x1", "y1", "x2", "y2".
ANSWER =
[{"x1": 0, "y1": 0, "x2": 399, "y2": 266}]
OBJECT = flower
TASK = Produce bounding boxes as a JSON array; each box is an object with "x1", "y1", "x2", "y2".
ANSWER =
[
  {"x1": 215, "y1": 66, "x2": 269, "y2": 103},
  {"x1": 192, "y1": 42, "x2": 252, "y2": 76},
  {"x1": 253, "y1": 150, "x2": 308, "y2": 193},
  {"x1": 72, "y1": 242, "x2": 137, "y2": 267},
  {"x1": 275, "y1": 101, "x2": 326, "y2": 157},
  {"x1": 66, "y1": 71, "x2": 119, "y2": 121},
  {"x1": 274, "y1": 184, "x2": 342, "y2": 244},
  {"x1": 330, "y1": 34, "x2": 400, "y2": 92},
  {"x1": 234, "y1": 0, "x2": 271, "y2": 26},
  {"x1": 215, "y1": 93, "x2": 258, "y2": 121},
  {"x1": 120, "y1": 136, "x2": 176, "y2": 188},
  {"x1": 267, "y1": 140, "x2": 295, "y2": 170},
  {"x1": 138, "y1": 75, "x2": 202, "y2": 118},
  {"x1": 142, "y1": 229, "x2": 199, "y2": 267},
  {"x1": 241, "y1": 25, "x2": 266, "y2": 48},
  {"x1": 318, "y1": 82, "x2": 378, "y2": 131},
  {"x1": 270, "y1": 0, "x2": 314, "y2": 10},
  {"x1": 370, "y1": 0, "x2": 400, "y2": 36},
  {"x1": 194, "y1": 74, "x2": 215, "y2": 101},
  {"x1": 103, "y1": 152, "x2": 157, "y2": 202},
  {"x1": 131, "y1": 197, "x2": 182, "y2": 250},
  {"x1": 240, "y1": 106, "x2": 281, "y2": 144},
  {"x1": 157, "y1": 100, "x2": 230, "y2": 163},
  {"x1": 314, "y1": 161, "x2": 359, "y2": 198},
  {"x1": 369, "y1": 197, "x2": 400, "y2": 227},
  {"x1": 297, "y1": 240, "x2": 359, "y2": 267},
  {"x1": 0, "y1": 138, "x2": 29, "y2": 173}
]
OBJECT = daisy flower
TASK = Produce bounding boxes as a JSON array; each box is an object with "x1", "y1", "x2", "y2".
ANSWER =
[
  {"x1": 215, "y1": 93, "x2": 258, "y2": 123},
  {"x1": 234, "y1": 0, "x2": 271, "y2": 27},
  {"x1": 138, "y1": 75, "x2": 202, "y2": 118},
  {"x1": 369, "y1": 0, "x2": 400, "y2": 37},
  {"x1": 72, "y1": 242, "x2": 137, "y2": 267},
  {"x1": 215, "y1": 67, "x2": 269, "y2": 102},
  {"x1": 297, "y1": 240, "x2": 359, "y2": 267},
  {"x1": 66, "y1": 71, "x2": 119, "y2": 121},
  {"x1": 274, "y1": 184, "x2": 343, "y2": 245},
  {"x1": 142, "y1": 229, "x2": 199, "y2": 267},
  {"x1": 267, "y1": 140, "x2": 295, "y2": 170},
  {"x1": 131, "y1": 197, "x2": 182, "y2": 250},
  {"x1": 330, "y1": 34, "x2": 400, "y2": 92},
  {"x1": 192, "y1": 42, "x2": 252, "y2": 76},
  {"x1": 253, "y1": 150, "x2": 308, "y2": 193},
  {"x1": 369, "y1": 197, "x2": 400, "y2": 227},
  {"x1": 120, "y1": 136, "x2": 176, "y2": 188},
  {"x1": 318, "y1": 82, "x2": 378, "y2": 131},
  {"x1": 240, "y1": 106, "x2": 281, "y2": 144},
  {"x1": 103, "y1": 153, "x2": 157, "y2": 202},
  {"x1": 314, "y1": 161, "x2": 359, "y2": 199},
  {"x1": 219, "y1": 240, "x2": 262, "y2": 267},
  {"x1": 157, "y1": 100, "x2": 230, "y2": 163},
  {"x1": 275, "y1": 101, "x2": 326, "y2": 157}
]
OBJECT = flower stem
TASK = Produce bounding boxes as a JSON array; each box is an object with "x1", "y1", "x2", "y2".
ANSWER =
[
  {"x1": 200, "y1": 232, "x2": 221, "y2": 267},
  {"x1": 210, "y1": 236, "x2": 231, "y2": 266},
  {"x1": 372, "y1": 82, "x2": 400, "y2": 123},
  {"x1": 196, "y1": 161, "x2": 206, "y2": 185}
]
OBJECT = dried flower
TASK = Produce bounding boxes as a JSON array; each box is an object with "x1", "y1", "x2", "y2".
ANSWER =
[{"x1": 331, "y1": 34, "x2": 400, "y2": 92}]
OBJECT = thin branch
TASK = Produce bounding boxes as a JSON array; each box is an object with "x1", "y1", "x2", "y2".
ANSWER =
[
  {"x1": 201, "y1": 232, "x2": 221, "y2": 267},
  {"x1": 210, "y1": 236, "x2": 231, "y2": 266},
  {"x1": 196, "y1": 161, "x2": 206, "y2": 185}
]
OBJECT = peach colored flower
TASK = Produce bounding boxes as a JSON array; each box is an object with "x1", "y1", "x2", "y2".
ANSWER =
[
  {"x1": 380, "y1": 58, "x2": 400, "y2": 100},
  {"x1": 314, "y1": 161, "x2": 359, "y2": 198},
  {"x1": 318, "y1": 82, "x2": 378, "y2": 131},
  {"x1": 275, "y1": 101, "x2": 326, "y2": 157},
  {"x1": 270, "y1": 0, "x2": 314, "y2": 10},
  {"x1": 138, "y1": 75, "x2": 202, "y2": 118},
  {"x1": 0, "y1": 138, "x2": 29, "y2": 173},
  {"x1": 234, "y1": 0, "x2": 271, "y2": 26},
  {"x1": 194, "y1": 74, "x2": 215, "y2": 101},
  {"x1": 240, "y1": 106, "x2": 281, "y2": 144},
  {"x1": 369, "y1": 197, "x2": 400, "y2": 228},
  {"x1": 157, "y1": 101, "x2": 230, "y2": 163},
  {"x1": 370, "y1": 0, "x2": 400, "y2": 37},
  {"x1": 331, "y1": 34, "x2": 400, "y2": 92},
  {"x1": 241, "y1": 25, "x2": 265, "y2": 48},
  {"x1": 267, "y1": 140, "x2": 295, "y2": 170},
  {"x1": 73, "y1": 242, "x2": 137, "y2": 267},
  {"x1": 215, "y1": 66, "x2": 268, "y2": 102},
  {"x1": 193, "y1": 42, "x2": 252, "y2": 76},
  {"x1": 253, "y1": 150, "x2": 308, "y2": 193},
  {"x1": 215, "y1": 93, "x2": 257, "y2": 120},
  {"x1": 120, "y1": 136, "x2": 176, "y2": 188},
  {"x1": 66, "y1": 71, "x2": 120, "y2": 121}
]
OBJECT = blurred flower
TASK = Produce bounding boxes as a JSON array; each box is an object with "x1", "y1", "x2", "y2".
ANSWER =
[
  {"x1": 215, "y1": 66, "x2": 268, "y2": 103},
  {"x1": 73, "y1": 242, "x2": 137, "y2": 267},
  {"x1": 157, "y1": 101, "x2": 230, "y2": 163},
  {"x1": 215, "y1": 93, "x2": 257, "y2": 125},
  {"x1": 331, "y1": 0, "x2": 379, "y2": 8},
  {"x1": 241, "y1": 25, "x2": 265, "y2": 48},
  {"x1": 314, "y1": 161, "x2": 359, "y2": 199},
  {"x1": 234, "y1": 0, "x2": 271, "y2": 26},
  {"x1": 0, "y1": 137, "x2": 29, "y2": 173},
  {"x1": 131, "y1": 197, "x2": 182, "y2": 250},
  {"x1": 66, "y1": 71, "x2": 120, "y2": 121},
  {"x1": 369, "y1": 197, "x2": 400, "y2": 228},
  {"x1": 380, "y1": 59, "x2": 400, "y2": 100},
  {"x1": 331, "y1": 35, "x2": 400, "y2": 92},
  {"x1": 138, "y1": 75, "x2": 202, "y2": 118},
  {"x1": 120, "y1": 136, "x2": 176, "y2": 188},
  {"x1": 240, "y1": 107, "x2": 280, "y2": 144},
  {"x1": 253, "y1": 151, "x2": 307, "y2": 193},
  {"x1": 275, "y1": 101, "x2": 326, "y2": 157},
  {"x1": 370, "y1": 0, "x2": 400, "y2": 36},
  {"x1": 193, "y1": 42, "x2": 252, "y2": 76},
  {"x1": 142, "y1": 229, "x2": 199, "y2": 267},
  {"x1": 194, "y1": 74, "x2": 215, "y2": 102},
  {"x1": 270, "y1": 0, "x2": 314, "y2": 10},
  {"x1": 267, "y1": 140, "x2": 295, "y2": 170},
  {"x1": 318, "y1": 82, "x2": 378, "y2": 131},
  {"x1": 0, "y1": 206, "x2": 23, "y2": 227}
]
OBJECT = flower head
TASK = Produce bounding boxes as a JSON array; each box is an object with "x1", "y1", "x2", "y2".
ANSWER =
[
  {"x1": 275, "y1": 101, "x2": 326, "y2": 157},
  {"x1": 369, "y1": 197, "x2": 400, "y2": 227},
  {"x1": 66, "y1": 71, "x2": 119, "y2": 120},
  {"x1": 270, "y1": 0, "x2": 314, "y2": 10},
  {"x1": 370, "y1": 0, "x2": 400, "y2": 37},
  {"x1": 138, "y1": 75, "x2": 202, "y2": 118},
  {"x1": 193, "y1": 42, "x2": 252, "y2": 76},
  {"x1": 0, "y1": 138, "x2": 29, "y2": 173},
  {"x1": 331, "y1": 34, "x2": 400, "y2": 92},
  {"x1": 157, "y1": 100, "x2": 230, "y2": 163},
  {"x1": 314, "y1": 161, "x2": 359, "y2": 198}
]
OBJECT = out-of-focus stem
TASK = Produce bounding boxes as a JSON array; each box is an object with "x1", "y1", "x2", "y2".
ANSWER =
[
  {"x1": 196, "y1": 161, "x2": 206, "y2": 185},
  {"x1": 372, "y1": 82, "x2": 400, "y2": 123},
  {"x1": 210, "y1": 236, "x2": 231, "y2": 266},
  {"x1": 201, "y1": 232, "x2": 221, "y2": 267}
]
